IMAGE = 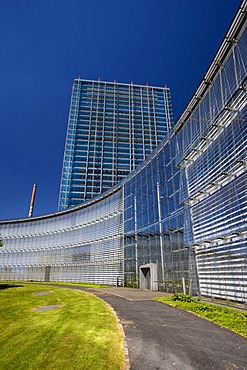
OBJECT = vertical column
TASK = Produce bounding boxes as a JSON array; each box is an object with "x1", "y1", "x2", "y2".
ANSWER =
[
  {"x1": 84, "y1": 81, "x2": 94, "y2": 202},
  {"x1": 130, "y1": 82, "x2": 135, "y2": 171},
  {"x1": 140, "y1": 87, "x2": 145, "y2": 160},
  {"x1": 99, "y1": 82, "x2": 106, "y2": 193},
  {"x1": 152, "y1": 88, "x2": 158, "y2": 146},
  {"x1": 134, "y1": 195, "x2": 139, "y2": 281},
  {"x1": 58, "y1": 79, "x2": 81, "y2": 209},
  {"x1": 163, "y1": 88, "x2": 172, "y2": 131},
  {"x1": 113, "y1": 81, "x2": 117, "y2": 186},
  {"x1": 92, "y1": 79, "x2": 101, "y2": 199},
  {"x1": 146, "y1": 84, "x2": 153, "y2": 151},
  {"x1": 157, "y1": 182, "x2": 165, "y2": 282}
]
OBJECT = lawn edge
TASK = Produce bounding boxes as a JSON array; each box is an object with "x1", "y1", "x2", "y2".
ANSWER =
[{"x1": 155, "y1": 297, "x2": 247, "y2": 339}]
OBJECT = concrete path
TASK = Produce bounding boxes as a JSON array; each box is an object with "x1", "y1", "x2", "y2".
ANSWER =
[{"x1": 48, "y1": 286, "x2": 247, "y2": 369}]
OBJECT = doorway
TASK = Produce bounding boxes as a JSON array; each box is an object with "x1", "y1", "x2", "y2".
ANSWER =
[
  {"x1": 139, "y1": 263, "x2": 160, "y2": 291},
  {"x1": 140, "y1": 267, "x2": 151, "y2": 289}
]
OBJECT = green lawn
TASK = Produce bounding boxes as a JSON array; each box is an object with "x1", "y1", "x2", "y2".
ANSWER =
[
  {"x1": 18, "y1": 281, "x2": 110, "y2": 288},
  {"x1": 0, "y1": 283, "x2": 124, "y2": 370},
  {"x1": 156, "y1": 294, "x2": 247, "y2": 338}
]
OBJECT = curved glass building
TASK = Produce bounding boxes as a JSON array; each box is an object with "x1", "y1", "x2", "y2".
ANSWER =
[{"x1": 0, "y1": 1, "x2": 246, "y2": 303}]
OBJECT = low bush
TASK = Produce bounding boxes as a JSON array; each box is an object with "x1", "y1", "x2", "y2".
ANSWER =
[
  {"x1": 156, "y1": 294, "x2": 247, "y2": 338},
  {"x1": 171, "y1": 293, "x2": 200, "y2": 303}
]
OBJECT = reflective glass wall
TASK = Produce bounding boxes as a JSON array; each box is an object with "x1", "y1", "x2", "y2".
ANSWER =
[
  {"x1": 123, "y1": 133, "x2": 191, "y2": 292},
  {"x1": 0, "y1": 190, "x2": 123, "y2": 285},
  {"x1": 59, "y1": 79, "x2": 173, "y2": 209},
  {"x1": 177, "y1": 17, "x2": 247, "y2": 302}
]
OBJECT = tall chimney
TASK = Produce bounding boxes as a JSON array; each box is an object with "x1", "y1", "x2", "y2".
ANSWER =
[{"x1": 28, "y1": 184, "x2": 37, "y2": 217}]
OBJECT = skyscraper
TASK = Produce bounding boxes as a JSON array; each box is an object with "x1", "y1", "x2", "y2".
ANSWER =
[{"x1": 59, "y1": 79, "x2": 173, "y2": 210}]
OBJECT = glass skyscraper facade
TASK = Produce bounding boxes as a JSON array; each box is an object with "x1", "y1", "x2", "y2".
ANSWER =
[
  {"x1": 59, "y1": 79, "x2": 172, "y2": 209},
  {"x1": 0, "y1": 2, "x2": 246, "y2": 304}
]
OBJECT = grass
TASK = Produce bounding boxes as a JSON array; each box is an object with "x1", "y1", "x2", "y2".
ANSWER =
[
  {"x1": 156, "y1": 293, "x2": 247, "y2": 338},
  {"x1": 0, "y1": 283, "x2": 124, "y2": 370},
  {"x1": 33, "y1": 281, "x2": 110, "y2": 288},
  {"x1": 2, "y1": 280, "x2": 110, "y2": 288}
]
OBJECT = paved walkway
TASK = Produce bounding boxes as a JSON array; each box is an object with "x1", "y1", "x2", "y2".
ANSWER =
[{"x1": 48, "y1": 286, "x2": 247, "y2": 369}]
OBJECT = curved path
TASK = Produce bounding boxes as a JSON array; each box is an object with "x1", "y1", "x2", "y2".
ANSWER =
[{"x1": 49, "y1": 285, "x2": 247, "y2": 370}]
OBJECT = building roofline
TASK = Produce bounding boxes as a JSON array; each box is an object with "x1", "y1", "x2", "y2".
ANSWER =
[
  {"x1": 0, "y1": 185, "x2": 121, "y2": 224},
  {"x1": 74, "y1": 78, "x2": 170, "y2": 91},
  {"x1": 174, "y1": 0, "x2": 247, "y2": 132}
]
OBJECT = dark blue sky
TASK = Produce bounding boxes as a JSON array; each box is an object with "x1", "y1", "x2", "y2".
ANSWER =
[{"x1": 0, "y1": 0, "x2": 242, "y2": 220}]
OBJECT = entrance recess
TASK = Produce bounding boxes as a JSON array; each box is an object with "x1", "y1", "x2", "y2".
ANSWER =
[{"x1": 139, "y1": 263, "x2": 160, "y2": 291}]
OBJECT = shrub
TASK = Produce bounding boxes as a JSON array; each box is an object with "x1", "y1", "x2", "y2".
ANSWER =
[
  {"x1": 156, "y1": 295, "x2": 247, "y2": 338},
  {"x1": 171, "y1": 293, "x2": 200, "y2": 303}
]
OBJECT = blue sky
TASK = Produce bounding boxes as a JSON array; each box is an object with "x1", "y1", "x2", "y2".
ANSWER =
[{"x1": 0, "y1": 0, "x2": 242, "y2": 220}]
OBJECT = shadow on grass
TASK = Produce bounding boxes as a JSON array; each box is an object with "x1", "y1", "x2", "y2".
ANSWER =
[{"x1": 0, "y1": 284, "x2": 23, "y2": 290}]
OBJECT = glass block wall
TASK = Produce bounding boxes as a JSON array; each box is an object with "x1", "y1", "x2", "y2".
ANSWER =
[{"x1": 59, "y1": 80, "x2": 172, "y2": 209}]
